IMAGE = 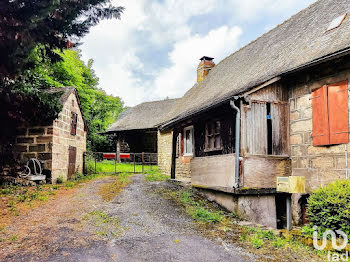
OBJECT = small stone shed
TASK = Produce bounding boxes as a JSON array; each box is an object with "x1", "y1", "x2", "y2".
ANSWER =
[{"x1": 7, "y1": 87, "x2": 87, "y2": 183}]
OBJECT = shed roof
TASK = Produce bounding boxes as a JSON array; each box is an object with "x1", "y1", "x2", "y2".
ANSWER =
[
  {"x1": 161, "y1": 0, "x2": 350, "y2": 128},
  {"x1": 106, "y1": 98, "x2": 179, "y2": 132}
]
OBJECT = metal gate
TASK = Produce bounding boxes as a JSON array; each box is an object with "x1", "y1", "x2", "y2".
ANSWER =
[{"x1": 83, "y1": 152, "x2": 157, "y2": 174}]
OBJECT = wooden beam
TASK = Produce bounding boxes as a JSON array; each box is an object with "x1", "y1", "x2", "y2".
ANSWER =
[{"x1": 242, "y1": 76, "x2": 281, "y2": 98}]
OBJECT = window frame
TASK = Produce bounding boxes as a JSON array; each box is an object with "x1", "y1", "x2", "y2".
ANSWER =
[
  {"x1": 71, "y1": 111, "x2": 78, "y2": 136},
  {"x1": 205, "y1": 120, "x2": 222, "y2": 152},
  {"x1": 183, "y1": 125, "x2": 194, "y2": 156}
]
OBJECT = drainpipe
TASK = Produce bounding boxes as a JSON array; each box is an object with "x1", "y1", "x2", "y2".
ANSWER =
[{"x1": 230, "y1": 98, "x2": 240, "y2": 188}]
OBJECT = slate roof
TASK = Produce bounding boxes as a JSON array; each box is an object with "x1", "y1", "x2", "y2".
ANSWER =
[
  {"x1": 161, "y1": 0, "x2": 350, "y2": 128},
  {"x1": 106, "y1": 98, "x2": 179, "y2": 132}
]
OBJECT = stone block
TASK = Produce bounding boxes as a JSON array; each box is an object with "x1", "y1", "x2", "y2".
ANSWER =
[
  {"x1": 37, "y1": 136, "x2": 53, "y2": 143},
  {"x1": 14, "y1": 145, "x2": 27, "y2": 152},
  {"x1": 38, "y1": 153, "x2": 52, "y2": 160},
  {"x1": 307, "y1": 144, "x2": 345, "y2": 155},
  {"x1": 29, "y1": 144, "x2": 46, "y2": 152},
  {"x1": 303, "y1": 132, "x2": 312, "y2": 144},
  {"x1": 17, "y1": 137, "x2": 34, "y2": 144},
  {"x1": 290, "y1": 111, "x2": 300, "y2": 121},
  {"x1": 291, "y1": 119, "x2": 312, "y2": 133},
  {"x1": 302, "y1": 107, "x2": 312, "y2": 119},
  {"x1": 296, "y1": 95, "x2": 310, "y2": 109},
  {"x1": 47, "y1": 127, "x2": 53, "y2": 134},
  {"x1": 311, "y1": 156, "x2": 334, "y2": 170},
  {"x1": 291, "y1": 145, "x2": 307, "y2": 157},
  {"x1": 29, "y1": 128, "x2": 45, "y2": 135},
  {"x1": 22, "y1": 153, "x2": 36, "y2": 162},
  {"x1": 290, "y1": 134, "x2": 302, "y2": 145}
]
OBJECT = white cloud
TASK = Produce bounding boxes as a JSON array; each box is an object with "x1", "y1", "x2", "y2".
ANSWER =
[
  {"x1": 153, "y1": 26, "x2": 242, "y2": 99},
  {"x1": 80, "y1": 0, "x2": 316, "y2": 106}
]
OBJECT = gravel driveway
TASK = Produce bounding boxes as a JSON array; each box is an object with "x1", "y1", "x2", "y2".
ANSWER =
[{"x1": 1, "y1": 174, "x2": 254, "y2": 262}]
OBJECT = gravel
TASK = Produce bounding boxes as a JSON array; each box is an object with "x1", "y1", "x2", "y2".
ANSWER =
[{"x1": 1, "y1": 174, "x2": 254, "y2": 262}]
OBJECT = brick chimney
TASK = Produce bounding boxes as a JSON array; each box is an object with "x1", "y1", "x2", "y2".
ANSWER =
[{"x1": 197, "y1": 56, "x2": 215, "y2": 83}]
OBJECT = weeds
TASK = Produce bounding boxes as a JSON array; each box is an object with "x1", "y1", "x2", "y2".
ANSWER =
[
  {"x1": 144, "y1": 168, "x2": 169, "y2": 181},
  {"x1": 250, "y1": 234, "x2": 264, "y2": 249},
  {"x1": 56, "y1": 176, "x2": 64, "y2": 184},
  {"x1": 98, "y1": 173, "x2": 132, "y2": 201}
]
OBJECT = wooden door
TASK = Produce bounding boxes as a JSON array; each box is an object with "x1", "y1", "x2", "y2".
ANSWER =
[{"x1": 68, "y1": 146, "x2": 77, "y2": 180}]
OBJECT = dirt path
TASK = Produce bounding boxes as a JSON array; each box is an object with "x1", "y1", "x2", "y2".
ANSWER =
[{"x1": 0, "y1": 175, "x2": 254, "y2": 262}]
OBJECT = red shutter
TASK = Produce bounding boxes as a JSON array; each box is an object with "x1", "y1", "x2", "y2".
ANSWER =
[
  {"x1": 312, "y1": 85, "x2": 329, "y2": 146},
  {"x1": 328, "y1": 80, "x2": 349, "y2": 144}
]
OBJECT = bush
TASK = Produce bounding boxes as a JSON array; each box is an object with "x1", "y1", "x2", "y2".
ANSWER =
[
  {"x1": 306, "y1": 180, "x2": 350, "y2": 235},
  {"x1": 56, "y1": 176, "x2": 64, "y2": 184}
]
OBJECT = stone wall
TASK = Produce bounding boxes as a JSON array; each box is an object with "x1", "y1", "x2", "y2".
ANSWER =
[
  {"x1": 12, "y1": 92, "x2": 87, "y2": 183},
  {"x1": 157, "y1": 130, "x2": 173, "y2": 175},
  {"x1": 289, "y1": 70, "x2": 350, "y2": 193},
  {"x1": 175, "y1": 156, "x2": 191, "y2": 181},
  {"x1": 289, "y1": 67, "x2": 350, "y2": 224},
  {"x1": 14, "y1": 126, "x2": 54, "y2": 171},
  {"x1": 52, "y1": 93, "x2": 86, "y2": 182}
]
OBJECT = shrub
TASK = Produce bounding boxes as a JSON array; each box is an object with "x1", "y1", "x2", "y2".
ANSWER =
[
  {"x1": 272, "y1": 237, "x2": 286, "y2": 248},
  {"x1": 56, "y1": 176, "x2": 64, "y2": 184},
  {"x1": 250, "y1": 234, "x2": 264, "y2": 249},
  {"x1": 306, "y1": 180, "x2": 350, "y2": 235}
]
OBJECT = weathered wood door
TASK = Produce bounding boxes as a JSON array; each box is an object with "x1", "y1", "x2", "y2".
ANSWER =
[{"x1": 68, "y1": 146, "x2": 77, "y2": 180}]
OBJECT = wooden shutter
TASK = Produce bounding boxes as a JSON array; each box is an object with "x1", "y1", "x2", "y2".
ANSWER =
[
  {"x1": 271, "y1": 103, "x2": 288, "y2": 155},
  {"x1": 180, "y1": 131, "x2": 184, "y2": 155},
  {"x1": 246, "y1": 102, "x2": 267, "y2": 154},
  {"x1": 328, "y1": 81, "x2": 349, "y2": 144},
  {"x1": 312, "y1": 85, "x2": 329, "y2": 146}
]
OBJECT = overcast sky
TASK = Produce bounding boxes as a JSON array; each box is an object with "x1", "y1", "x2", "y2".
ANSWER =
[{"x1": 80, "y1": 0, "x2": 316, "y2": 106}]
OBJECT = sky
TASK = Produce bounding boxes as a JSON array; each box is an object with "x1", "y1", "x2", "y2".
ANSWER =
[{"x1": 80, "y1": 0, "x2": 316, "y2": 107}]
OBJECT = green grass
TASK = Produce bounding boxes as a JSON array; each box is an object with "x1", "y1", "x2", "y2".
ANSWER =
[
  {"x1": 144, "y1": 168, "x2": 169, "y2": 181},
  {"x1": 86, "y1": 160, "x2": 154, "y2": 174}
]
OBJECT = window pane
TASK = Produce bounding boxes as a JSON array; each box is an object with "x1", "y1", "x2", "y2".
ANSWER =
[
  {"x1": 215, "y1": 135, "x2": 221, "y2": 149},
  {"x1": 185, "y1": 128, "x2": 192, "y2": 154}
]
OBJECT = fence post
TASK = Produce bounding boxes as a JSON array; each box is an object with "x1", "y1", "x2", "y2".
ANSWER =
[
  {"x1": 151, "y1": 154, "x2": 153, "y2": 171},
  {"x1": 133, "y1": 153, "x2": 136, "y2": 173},
  {"x1": 115, "y1": 154, "x2": 117, "y2": 174},
  {"x1": 83, "y1": 152, "x2": 86, "y2": 175},
  {"x1": 142, "y1": 152, "x2": 144, "y2": 173},
  {"x1": 94, "y1": 154, "x2": 97, "y2": 174}
]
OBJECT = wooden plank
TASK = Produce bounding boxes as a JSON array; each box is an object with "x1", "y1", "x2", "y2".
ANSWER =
[
  {"x1": 243, "y1": 155, "x2": 291, "y2": 188},
  {"x1": 328, "y1": 80, "x2": 349, "y2": 144},
  {"x1": 312, "y1": 85, "x2": 329, "y2": 145},
  {"x1": 191, "y1": 154, "x2": 235, "y2": 187}
]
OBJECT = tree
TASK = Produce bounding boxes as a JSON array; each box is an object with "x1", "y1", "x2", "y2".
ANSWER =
[
  {"x1": 0, "y1": 0, "x2": 124, "y2": 80},
  {"x1": 22, "y1": 47, "x2": 124, "y2": 151}
]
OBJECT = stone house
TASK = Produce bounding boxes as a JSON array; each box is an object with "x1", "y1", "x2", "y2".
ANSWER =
[
  {"x1": 155, "y1": 0, "x2": 350, "y2": 228},
  {"x1": 8, "y1": 87, "x2": 87, "y2": 183}
]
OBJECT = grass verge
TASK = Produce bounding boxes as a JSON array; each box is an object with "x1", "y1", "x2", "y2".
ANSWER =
[
  {"x1": 144, "y1": 167, "x2": 170, "y2": 182},
  {"x1": 157, "y1": 186, "x2": 327, "y2": 262}
]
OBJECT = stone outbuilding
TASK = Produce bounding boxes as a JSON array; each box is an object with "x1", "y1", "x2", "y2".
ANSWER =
[{"x1": 3, "y1": 87, "x2": 87, "y2": 183}]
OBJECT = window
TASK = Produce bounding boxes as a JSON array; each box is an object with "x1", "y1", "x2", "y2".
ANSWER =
[
  {"x1": 184, "y1": 126, "x2": 194, "y2": 155},
  {"x1": 205, "y1": 120, "x2": 222, "y2": 151},
  {"x1": 312, "y1": 81, "x2": 349, "y2": 146},
  {"x1": 71, "y1": 112, "x2": 78, "y2": 136}
]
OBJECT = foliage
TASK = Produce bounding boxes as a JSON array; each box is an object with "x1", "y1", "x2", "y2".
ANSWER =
[
  {"x1": 0, "y1": 0, "x2": 124, "y2": 79},
  {"x1": 250, "y1": 234, "x2": 264, "y2": 249},
  {"x1": 10, "y1": 47, "x2": 124, "y2": 151},
  {"x1": 144, "y1": 168, "x2": 169, "y2": 181},
  {"x1": 98, "y1": 173, "x2": 132, "y2": 201},
  {"x1": 306, "y1": 180, "x2": 350, "y2": 235},
  {"x1": 56, "y1": 176, "x2": 64, "y2": 184}
]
